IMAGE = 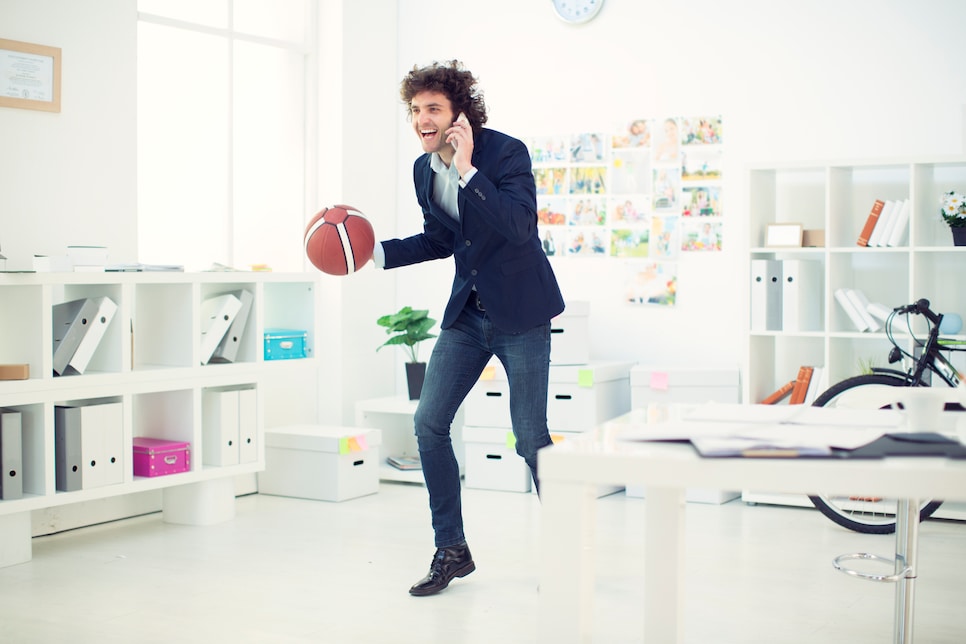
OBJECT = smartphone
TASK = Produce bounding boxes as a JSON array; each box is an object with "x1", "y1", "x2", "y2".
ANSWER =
[{"x1": 452, "y1": 113, "x2": 468, "y2": 149}]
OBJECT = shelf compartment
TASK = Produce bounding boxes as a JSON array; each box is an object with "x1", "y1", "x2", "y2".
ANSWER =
[
  {"x1": 262, "y1": 281, "x2": 316, "y2": 361},
  {"x1": 911, "y1": 161, "x2": 966, "y2": 247},
  {"x1": 748, "y1": 167, "x2": 825, "y2": 248},
  {"x1": 828, "y1": 165, "x2": 911, "y2": 248},
  {"x1": 200, "y1": 282, "x2": 257, "y2": 366},
  {"x1": 133, "y1": 282, "x2": 194, "y2": 370},
  {"x1": 827, "y1": 336, "x2": 898, "y2": 387},
  {"x1": 828, "y1": 251, "x2": 911, "y2": 333},
  {"x1": 51, "y1": 283, "x2": 125, "y2": 376},
  {"x1": 132, "y1": 389, "x2": 196, "y2": 474},
  {"x1": 0, "y1": 285, "x2": 45, "y2": 381}
]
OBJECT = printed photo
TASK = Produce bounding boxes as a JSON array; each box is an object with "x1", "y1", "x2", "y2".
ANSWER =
[
  {"x1": 681, "y1": 219, "x2": 723, "y2": 252},
  {"x1": 529, "y1": 135, "x2": 570, "y2": 164},
  {"x1": 681, "y1": 116, "x2": 722, "y2": 145},
  {"x1": 610, "y1": 227, "x2": 650, "y2": 258},
  {"x1": 624, "y1": 260, "x2": 677, "y2": 307},
  {"x1": 570, "y1": 197, "x2": 607, "y2": 226},
  {"x1": 649, "y1": 215, "x2": 680, "y2": 260},
  {"x1": 652, "y1": 117, "x2": 681, "y2": 164},
  {"x1": 539, "y1": 226, "x2": 566, "y2": 257},
  {"x1": 682, "y1": 186, "x2": 722, "y2": 217},
  {"x1": 570, "y1": 166, "x2": 607, "y2": 194},
  {"x1": 537, "y1": 196, "x2": 569, "y2": 225},
  {"x1": 608, "y1": 196, "x2": 650, "y2": 225},
  {"x1": 612, "y1": 119, "x2": 651, "y2": 149},
  {"x1": 565, "y1": 228, "x2": 606, "y2": 257},
  {"x1": 681, "y1": 146, "x2": 723, "y2": 182},
  {"x1": 570, "y1": 132, "x2": 607, "y2": 163},
  {"x1": 653, "y1": 167, "x2": 681, "y2": 211},
  {"x1": 534, "y1": 167, "x2": 567, "y2": 195},
  {"x1": 611, "y1": 147, "x2": 651, "y2": 195}
]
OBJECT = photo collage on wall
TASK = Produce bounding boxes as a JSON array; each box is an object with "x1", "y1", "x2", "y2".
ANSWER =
[{"x1": 528, "y1": 116, "x2": 723, "y2": 307}]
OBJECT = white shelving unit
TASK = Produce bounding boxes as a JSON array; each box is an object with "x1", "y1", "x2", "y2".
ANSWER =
[
  {"x1": 0, "y1": 271, "x2": 321, "y2": 567},
  {"x1": 354, "y1": 395, "x2": 465, "y2": 484},
  {"x1": 742, "y1": 157, "x2": 966, "y2": 517}
]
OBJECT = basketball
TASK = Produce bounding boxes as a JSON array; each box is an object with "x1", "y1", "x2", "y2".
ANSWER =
[{"x1": 304, "y1": 205, "x2": 375, "y2": 275}]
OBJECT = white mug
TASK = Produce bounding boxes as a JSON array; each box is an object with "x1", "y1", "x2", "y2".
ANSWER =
[{"x1": 893, "y1": 388, "x2": 950, "y2": 433}]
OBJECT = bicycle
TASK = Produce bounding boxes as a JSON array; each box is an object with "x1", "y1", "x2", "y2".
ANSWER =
[{"x1": 808, "y1": 298, "x2": 966, "y2": 534}]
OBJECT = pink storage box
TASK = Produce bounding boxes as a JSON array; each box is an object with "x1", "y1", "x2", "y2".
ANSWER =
[{"x1": 133, "y1": 437, "x2": 191, "y2": 477}]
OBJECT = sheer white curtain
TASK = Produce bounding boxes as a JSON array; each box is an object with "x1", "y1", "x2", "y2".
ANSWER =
[{"x1": 137, "y1": 0, "x2": 313, "y2": 272}]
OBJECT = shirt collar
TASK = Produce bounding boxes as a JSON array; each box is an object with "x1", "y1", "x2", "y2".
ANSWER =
[{"x1": 429, "y1": 152, "x2": 459, "y2": 176}]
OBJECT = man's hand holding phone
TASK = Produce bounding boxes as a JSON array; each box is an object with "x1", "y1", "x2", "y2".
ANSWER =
[{"x1": 448, "y1": 112, "x2": 474, "y2": 178}]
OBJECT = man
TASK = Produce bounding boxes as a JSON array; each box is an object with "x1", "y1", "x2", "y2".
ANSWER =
[{"x1": 371, "y1": 60, "x2": 565, "y2": 596}]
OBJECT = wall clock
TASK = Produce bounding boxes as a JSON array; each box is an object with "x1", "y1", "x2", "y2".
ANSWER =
[{"x1": 551, "y1": 0, "x2": 604, "y2": 24}]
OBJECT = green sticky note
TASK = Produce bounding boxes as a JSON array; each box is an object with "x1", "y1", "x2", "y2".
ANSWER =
[
  {"x1": 505, "y1": 431, "x2": 516, "y2": 450},
  {"x1": 578, "y1": 368, "x2": 594, "y2": 388},
  {"x1": 339, "y1": 437, "x2": 349, "y2": 455}
]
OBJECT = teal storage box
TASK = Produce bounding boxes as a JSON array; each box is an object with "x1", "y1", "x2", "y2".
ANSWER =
[{"x1": 264, "y1": 328, "x2": 308, "y2": 360}]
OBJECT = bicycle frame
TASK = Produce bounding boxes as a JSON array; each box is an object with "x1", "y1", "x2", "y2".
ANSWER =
[{"x1": 872, "y1": 300, "x2": 966, "y2": 390}]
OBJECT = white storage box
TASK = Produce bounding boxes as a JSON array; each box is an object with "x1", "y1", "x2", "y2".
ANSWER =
[
  {"x1": 550, "y1": 301, "x2": 590, "y2": 366},
  {"x1": 463, "y1": 426, "x2": 532, "y2": 493},
  {"x1": 464, "y1": 360, "x2": 634, "y2": 432},
  {"x1": 630, "y1": 366, "x2": 740, "y2": 408},
  {"x1": 258, "y1": 425, "x2": 381, "y2": 502}
]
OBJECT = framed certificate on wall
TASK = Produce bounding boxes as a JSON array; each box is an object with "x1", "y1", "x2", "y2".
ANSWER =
[{"x1": 0, "y1": 38, "x2": 61, "y2": 113}]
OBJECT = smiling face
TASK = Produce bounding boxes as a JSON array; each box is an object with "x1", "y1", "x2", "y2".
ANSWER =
[{"x1": 410, "y1": 90, "x2": 456, "y2": 159}]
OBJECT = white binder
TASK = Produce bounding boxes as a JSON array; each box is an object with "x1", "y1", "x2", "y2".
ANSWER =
[
  {"x1": 1, "y1": 409, "x2": 24, "y2": 500},
  {"x1": 202, "y1": 388, "x2": 240, "y2": 466},
  {"x1": 238, "y1": 388, "x2": 258, "y2": 464},
  {"x1": 750, "y1": 259, "x2": 782, "y2": 331},
  {"x1": 52, "y1": 297, "x2": 117, "y2": 376},
  {"x1": 781, "y1": 260, "x2": 823, "y2": 332},
  {"x1": 200, "y1": 294, "x2": 242, "y2": 365},
  {"x1": 210, "y1": 289, "x2": 253, "y2": 364},
  {"x1": 55, "y1": 402, "x2": 124, "y2": 491}
]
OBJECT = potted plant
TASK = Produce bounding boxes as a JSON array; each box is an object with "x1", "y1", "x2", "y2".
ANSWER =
[
  {"x1": 940, "y1": 191, "x2": 966, "y2": 246},
  {"x1": 376, "y1": 306, "x2": 438, "y2": 400}
]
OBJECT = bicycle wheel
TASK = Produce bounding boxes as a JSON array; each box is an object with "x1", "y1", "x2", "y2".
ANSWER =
[{"x1": 808, "y1": 374, "x2": 942, "y2": 534}]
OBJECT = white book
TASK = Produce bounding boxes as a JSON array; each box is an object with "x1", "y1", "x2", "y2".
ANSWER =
[
  {"x1": 886, "y1": 198, "x2": 911, "y2": 247},
  {"x1": 866, "y1": 301, "x2": 894, "y2": 325},
  {"x1": 875, "y1": 198, "x2": 905, "y2": 247},
  {"x1": 803, "y1": 366, "x2": 826, "y2": 406},
  {"x1": 834, "y1": 288, "x2": 869, "y2": 332},
  {"x1": 867, "y1": 200, "x2": 895, "y2": 248},
  {"x1": 844, "y1": 289, "x2": 881, "y2": 332}
]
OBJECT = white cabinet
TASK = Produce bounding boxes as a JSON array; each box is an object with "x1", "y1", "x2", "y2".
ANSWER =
[
  {"x1": 0, "y1": 271, "x2": 320, "y2": 567},
  {"x1": 744, "y1": 157, "x2": 966, "y2": 405},
  {"x1": 743, "y1": 158, "x2": 966, "y2": 517}
]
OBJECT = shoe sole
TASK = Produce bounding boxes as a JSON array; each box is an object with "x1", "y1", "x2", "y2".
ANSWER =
[{"x1": 409, "y1": 561, "x2": 476, "y2": 597}]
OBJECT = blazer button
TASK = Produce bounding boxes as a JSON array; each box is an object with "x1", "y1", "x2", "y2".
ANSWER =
[
  {"x1": 471, "y1": 269, "x2": 478, "y2": 276},
  {"x1": 465, "y1": 240, "x2": 472, "y2": 246}
]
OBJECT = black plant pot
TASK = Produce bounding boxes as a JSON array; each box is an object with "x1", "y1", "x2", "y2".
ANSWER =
[{"x1": 406, "y1": 362, "x2": 427, "y2": 400}]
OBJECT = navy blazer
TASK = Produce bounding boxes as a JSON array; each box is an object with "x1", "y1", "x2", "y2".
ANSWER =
[{"x1": 382, "y1": 128, "x2": 565, "y2": 333}]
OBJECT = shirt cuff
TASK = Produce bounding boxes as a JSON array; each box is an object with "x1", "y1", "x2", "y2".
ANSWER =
[
  {"x1": 459, "y1": 167, "x2": 478, "y2": 188},
  {"x1": 372, "y1": 241, "x2": 386, "y2": 268}
]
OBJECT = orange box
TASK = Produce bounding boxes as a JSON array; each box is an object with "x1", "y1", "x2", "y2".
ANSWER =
[{"x1": 0, "y1": 364, "x2": 29, "y2": 380}]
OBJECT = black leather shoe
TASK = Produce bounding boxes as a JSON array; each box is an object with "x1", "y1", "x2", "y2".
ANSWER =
[{"x1": 408, "y1": 544, "x2": 476, "y2": 596}]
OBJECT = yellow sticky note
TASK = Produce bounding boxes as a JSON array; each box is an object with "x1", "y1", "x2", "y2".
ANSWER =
[
  {"x1": 505, "y1": 431, "x2": 516, "y2": 450},
  {"x1": 355, "y1": 434, "x2": 369, "y2": 451},
  {"x1": 338, "y1": 437, "x2": 350, "y2": 455},
  {"x1": 577, "y1": 368, "x2": 594, "y2": 388},
  {"x1": 348, "y1": 437, "x2": 362, "y2": 452},
  {"x1": 550, "y1": 433, "x2": 565, "y2": 444},
  {"x1": 481, "y1": 365, "x2": 497, "y2": 380},
  {"x1": 650, "y1": 371, "x2": 670, "y2": 391}
]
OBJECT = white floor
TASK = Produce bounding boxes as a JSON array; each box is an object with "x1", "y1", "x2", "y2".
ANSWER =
[{"x1": 1, "y1": 483, "x2": 964, "y2": 644}]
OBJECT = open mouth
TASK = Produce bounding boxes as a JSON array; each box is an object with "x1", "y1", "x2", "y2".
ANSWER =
[{"x1": 420, "y1": 129, "x2": 438, "y2": 140}]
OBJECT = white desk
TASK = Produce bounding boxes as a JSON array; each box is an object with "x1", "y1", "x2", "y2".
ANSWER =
[{"x1": 537, "y1": 423, "x2": 966, "y2": 643}]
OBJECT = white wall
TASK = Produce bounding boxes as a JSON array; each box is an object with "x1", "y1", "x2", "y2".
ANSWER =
[
  {"x1": 0, "y1": 0, "x2": 138, "y2": 269},
  {"x1": 391, "y1": 0, "x2": 966, "y2": 374},
  {"x1": 3, "y1": 0, "x2": 966, "y2": 415}
]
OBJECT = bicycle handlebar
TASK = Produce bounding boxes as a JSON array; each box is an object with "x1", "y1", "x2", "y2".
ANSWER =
[{"x1": 894, "y1": 298, "x2": 943, "y2": 325}]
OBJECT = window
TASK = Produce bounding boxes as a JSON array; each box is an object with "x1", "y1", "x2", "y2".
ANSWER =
[{"x1": 137, "y1": 0, "x2": 314, "y2": 272}]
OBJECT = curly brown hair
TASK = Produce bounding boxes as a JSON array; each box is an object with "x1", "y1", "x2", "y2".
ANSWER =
[{"x1": 400, "y1": 60, "x2": 488, "y2": 135}]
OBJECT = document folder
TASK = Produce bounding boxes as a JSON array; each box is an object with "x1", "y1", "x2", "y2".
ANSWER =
[
  {"x1": 750, "y1": 259, "x2": 782, "y2": 331},
  {"x1": 200, "y1": 293, "x2": 242, "y2": 365},
  {"x1": 210, "y1": 289, "x2": 253, "y2": 364},
  {"x1": 781, "y1": 260, "x2": 822, "y2": 332},
  {"x1": 52, "y1": 296, "x2": 117, "y2": 376},
  {"x1": 0, "y1": 409, "x2": 23, "y2": 500}
]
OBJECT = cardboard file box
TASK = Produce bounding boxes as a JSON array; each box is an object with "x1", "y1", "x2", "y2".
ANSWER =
[
  {"x1": 258, "y1": 425, "x2": 381, "y2": 502},
  {"x1": 463, "y1": 426, "x2": 532, "y2": 493},
  {"x1": 133, "y1": 437, "x2": 191, "y2": 477},
  {"x1": 550, "y1": 300, "x2": 590, "y2": 366},
  {"x1": 263, "y1": 328, "x2": 307, "y2": 360},
  {"x1": 630, "y1": 366, "x2": 740, "y2": 408},
  {"x1": 464, "y1": 360, "x2": 634, "y2": 432}
]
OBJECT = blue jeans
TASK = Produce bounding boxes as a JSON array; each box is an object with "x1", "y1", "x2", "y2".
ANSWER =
[{"x1": 413, "y1": 297, "x2": 553, "y2": 548}]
